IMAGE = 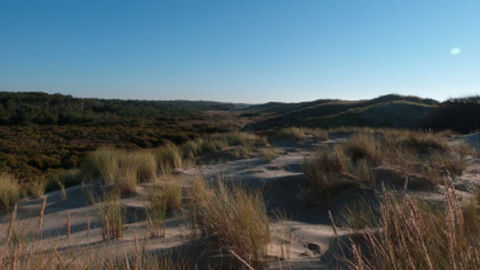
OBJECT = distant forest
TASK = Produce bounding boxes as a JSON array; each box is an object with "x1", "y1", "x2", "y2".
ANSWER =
[{"x1": 0, "y1": 91, "x2": 239, "y2": 126}]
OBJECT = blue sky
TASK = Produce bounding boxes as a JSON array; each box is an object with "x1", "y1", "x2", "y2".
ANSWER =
[{"x1": 0, "y1": 0, "x2": 479, "y2": 103}]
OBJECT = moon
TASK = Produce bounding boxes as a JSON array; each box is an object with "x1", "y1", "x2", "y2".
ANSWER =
[{"x1": 450, "y1": 47, "x2": 461, "y2": 55}]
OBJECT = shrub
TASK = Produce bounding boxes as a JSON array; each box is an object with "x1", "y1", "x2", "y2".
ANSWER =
[
  {"x1": 189, "y1": 178, "x2": 270, "y2": 267},
  {"x1": 0, "y1": 173, "x2": 20, "y2": 210}
]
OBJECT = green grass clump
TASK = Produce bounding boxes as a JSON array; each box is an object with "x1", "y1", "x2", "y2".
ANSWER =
[
  {"x1": 82, "y1": 147, "x2": 120, "y2": 185},
  {"x1": 81, "y1": 148, "x2": 159, "y2": 193},
  {"x1": 0, "y1": 173, "x2": 20, "y2": 210},
  {"x1": 99, "y1": 191, "x2": 124, "y2": 240},
  {"x1": 122, "y1": 151, "x2": 157, "y2": 182},
  {"x1": 145, "y1": 175, "x2": 182, "y2": 237},
  {"x1": 154, "y1": 144, "x2": 183, "y2": 174},
  {"x1": 189, "y1": 178, "x2": 270, "y2": 267},
  {"x1": 160, "y1": 177, "x2": 183, "y2": 211},
  {"x1": 29, "y1": 178, "x2": 47, "y2": 198}
]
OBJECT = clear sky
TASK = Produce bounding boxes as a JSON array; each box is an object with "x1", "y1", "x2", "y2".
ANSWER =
[{"x1": 0, "y1": 0, "x2": 479, "y2": 103}]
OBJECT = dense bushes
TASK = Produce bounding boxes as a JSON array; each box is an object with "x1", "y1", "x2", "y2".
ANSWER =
[{"x1": 423, "y1": 96, "x2": 480, "y2": 133}]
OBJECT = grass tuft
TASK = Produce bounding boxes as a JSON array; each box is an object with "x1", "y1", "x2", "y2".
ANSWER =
[
  {"x1": 303, "y1": 129, "x2": 469, "y2": 200},
  {"x1": 99, "y1": 191, "x2": 124, "y2": 241},
  {"x1": 344, "y1": 178, "x2": 480, "y2": 269},
  {"x1": 275, "y1": 127, "x2": 328, "y2": 142},
  {"x1": 0, "y1": 173, "x2": 21, "y2": 211},
  {"x1": 189, "y1": 178, "x2": 270, "y2": 267},
  {"x1": 154, "y1": 144, "x2": 183, "y2": 174},
  {"x1": 29, "y1": 178, "x2": 47, "y2": 198}
]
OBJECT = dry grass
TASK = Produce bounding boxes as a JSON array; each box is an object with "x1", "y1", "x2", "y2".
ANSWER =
[
  {"x1": 303, "y1": 129, "x2": 468, "y2": 198},
  {"x1": 343, "y1": 133, "x2": 382, "y2": 164},
  {"x1": 52, "y1": 169, "x2": 83, "y2": 190},
  {"x1": 82, "y1": 147, "x2": 120, "y2": 184},
  {"x1": 181, "y1": 132, "x2": 267, "y2": 160},
  {"x1": 99, "y1": 191, "x2": 124, "y2": 241},
  {"x1": 344, "y1": 179, "x2": 480, "y2": 269},
  {"x1": 115, "y1": 166, "x2": 139, "y2": 195},
  {"x1": 146, "y1": 184, "x2": 167, "y2": 237},
  {"x1": 0, "y1": 173, "x2": 21, "y2": 211},
  {"x1": 159, "y1": 176, "x2": 183, "y2": 211},
  {"x1": 0, "y1": 219, "x2": 197, "y2": 270},
  {"x1": 82, "y1": 148, "x2": 161, "y2": 194},
  {"x1": 259, "y1": 147, "x2": 282, "y2": 162},
  {"x1": 145, "y1": 175, "x2": 182, "y2": 237},
  {"x1": 153, "y1": 144, "x2": 183, "y2": 174},
  {"x1": 29, "y1": 178, "x2": 47, "y2": 198},
  {"x1": 303, "y1": 143, "x2": 376, "y2": 197},
  {"x1": 188, "y1": 178, "x2": 270, "y2": 267},
  {"x1": 122, "y1": 151, "x2": 157, "y2": 182},
  {"x1": 275, "y1": 127, "x2": 328, "y2": 141}
]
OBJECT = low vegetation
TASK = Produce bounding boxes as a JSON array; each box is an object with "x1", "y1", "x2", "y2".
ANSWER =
[
  {"x1": 146, "y1": 184, "x2": 167, "y2": 237},
  {"x1": 343, "y1": 179, "x2": 480, "y2": 269},
  {"x1": 303, "y1": 129, "x2": 469, "y2": 198},
  {"x1": 145, "y1": 176, "x2": 183, "y2": 237},
  {"x1": 81, "y1": 148, "x2": 174, "y2": 194},
  {"x1": 153, "y1": 144, "x2": 183, "y2": 174},
  {"x1": 0, "y1": 173, "x2": 20, "y2": 210},
  {"x1": 259, "y1": 147, "x2": 282, "y2": 162},
  {"x1": 99, "y1": 191, "x2": 124, "y2": 241},
  {"x1": 424, "y1": 95, "x2": 480, "y2": 133},
  {"x1": 189, "y1": 178, "x2": 270, "y2": 267},
  {"x1": 181, "y1": 132, "x2": 267, "y2": 161},
  {"x1": 28, "y1": 178, "x2": 47, "y2": 198},
  {"x1": 274, "y1": 127, "x2": 329, "y2": 142}
]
